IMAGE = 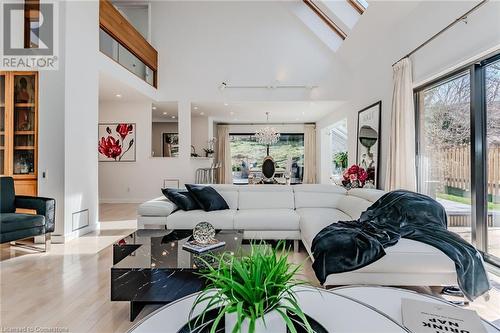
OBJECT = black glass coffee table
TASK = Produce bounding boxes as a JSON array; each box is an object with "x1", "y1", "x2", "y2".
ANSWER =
[{"x1": 111, "y1": 229, "x2": 247, "y2": 321}]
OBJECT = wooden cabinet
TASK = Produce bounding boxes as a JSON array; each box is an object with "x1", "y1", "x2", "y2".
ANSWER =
[{"x1": 0, "y1": 71, "x2": 38, "y2": 196}]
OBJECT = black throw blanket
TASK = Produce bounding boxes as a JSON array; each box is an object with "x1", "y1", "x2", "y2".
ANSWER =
[{"x1": 311, "y1": 190, "x2": 491, "y2": 301}]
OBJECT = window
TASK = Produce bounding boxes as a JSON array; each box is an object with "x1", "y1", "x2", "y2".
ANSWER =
[
  {"x1": 415, "y1": 53, "x2": 500, "y2": 266},
  {"x1": 416, "y1": 72, "x2": 472, "y2": 244},
  {"x1": 330, "y1": 119, "x2": 348, "y2": 183},
  {"x1": 485, "y1": 58, "x2": 500, "y2": 259},
  {"x1": 229, "y1": 133, "x2": 305, "y2": 184}
]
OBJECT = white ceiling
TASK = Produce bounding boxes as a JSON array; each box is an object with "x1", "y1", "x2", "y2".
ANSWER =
[
  {"x1": 191, "y1": 101, "x2": 345, "y2": 124},
  {"x1": 99, "y1": 71, "x2": 152, "y2": 102},
  {"x1": 152, "y1": 102, "x2": 178, "y2": 122}
]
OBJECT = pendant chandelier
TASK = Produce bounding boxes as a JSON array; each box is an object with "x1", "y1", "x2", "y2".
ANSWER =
[{"x1": 254, "y1": 112, "x2": 280, "y2": 146}]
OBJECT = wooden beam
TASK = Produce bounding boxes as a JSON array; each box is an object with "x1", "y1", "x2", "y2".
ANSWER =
[
  {"x1": 99, "y1": 0, "x2": 158, "y2": 72},
  {"x1": 24, "y1": 0, "x2": 40, "y2": 48},
  {"x1": 347, "y1": 0, "x2": 365, "y2": 15},
  {"x1": 303, "y1": 0, "x2": 347, "y2": 40}
]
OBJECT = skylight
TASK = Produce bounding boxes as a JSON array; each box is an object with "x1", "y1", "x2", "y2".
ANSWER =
[{"x1": 292, "y1": 0, "x2": 368, "y2": 51}]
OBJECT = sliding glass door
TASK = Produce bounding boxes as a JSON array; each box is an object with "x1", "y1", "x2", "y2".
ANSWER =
[
  {"x1": 416, "y1": 53, "x2": 500, "y2": 266},
  {"x1": 486, "y1": 58, "x2": 500, "y2": 260},
  {"x1": 416, "y1": 72, "x2": 472, "y2": 244}
]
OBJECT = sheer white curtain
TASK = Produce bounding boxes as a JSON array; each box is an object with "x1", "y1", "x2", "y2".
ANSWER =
[
  {"x1": 385, "y1": 58, "x2": 417, "y2": 191},
  {"x1": 216, "y1": 124, "x2": 232, "y2": 184},
  {"x1": 303, "y1": 124, "x2": 317, "y2": 184}
]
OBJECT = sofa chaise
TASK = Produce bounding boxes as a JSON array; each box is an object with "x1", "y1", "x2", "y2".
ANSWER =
[{"x1": 137, "y1": 184, "x2": 458, "y2": 287}]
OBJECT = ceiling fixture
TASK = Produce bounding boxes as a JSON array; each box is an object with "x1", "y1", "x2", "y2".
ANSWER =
[
  {"x1": 255, "y1": 112, "x2": 280, "y2": 147},
  {"x1": 193, "y1": 106, "x2": 198, "y2": 110},
  {"x1": 200, "y1": 112, "x2": 205, "y2": 116},
  {"x1": 219, "y1": 81, "x2": 318, "y2": 91},
  {"x1": 115, "y1": 94, "x2": 122, "y2": 98},
  {"x1": 171, "y1": 116, "x2": 176, "y2": 119},
  {"x1": 224, "y1": 102, "x2": 229, "y2": 106},
  {"x1": 152, "y1": 106, "x2": 157, "y2": 110},
  {"x1": 230, "y1": 111, "x2": 235, "y2": 116},
  {"x1": 163, "y1": 112, "x2": 168, "y2": 115}
]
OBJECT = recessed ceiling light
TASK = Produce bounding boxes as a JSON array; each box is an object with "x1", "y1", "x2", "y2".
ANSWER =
[
  {"x1": 152, "y1": 106, "x2": 157, "y2": 110},
  {"x1": 200, "y1": 112, "x2": 205, "y2": 116},
  {"x1": 302, "y1": 111, "x2": 305, "y2": 115},
  {"x1": 171, "y1": 115, "x2": 176, "y2": 119},
  {"x1": 163, "y1": 112, "x2": 168, "y2": 115},
  {"x1": 230, "y1": 111, "x2": 235, "y2": 115},
  {"x1": 224, "y1": 103, "x2": 229, "y2": 106},
  {"x1": 193, "y1": 106, "x2": 199, "y2": 110},
  {"x1": 115, "y1": 94, "x2": 122, "y2": 98}
]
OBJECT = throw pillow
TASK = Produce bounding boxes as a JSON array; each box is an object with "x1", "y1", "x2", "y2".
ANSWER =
[
  {"x1": 185, "y1": 184, "x2": 229, "y2": 212},
  {"x1": 161, "y1": 188, "x2": 200, "y2": 211}
]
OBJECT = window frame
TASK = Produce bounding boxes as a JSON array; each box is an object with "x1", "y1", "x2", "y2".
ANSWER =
[
  {"x1": 414, "y1": 51, "x2": 500, "y2": 268},
  {"x1": 229, "y1": 132, "x2": 306, "y2": 183}
]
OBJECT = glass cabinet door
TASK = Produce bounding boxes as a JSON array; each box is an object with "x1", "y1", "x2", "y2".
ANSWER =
[
  {"x1": 12, "y1": 74, "x2": 36, "y2": 176},
  {"x1": 0, "y1": 74, "x2": 5, "y2": 175}
]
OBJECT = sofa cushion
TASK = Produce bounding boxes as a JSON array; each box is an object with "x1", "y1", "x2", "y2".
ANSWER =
[
  {"x1": 354, "y1": 238, "x2": 456, "y2": 274},
  {"x1": 167, "y1": 209, "x2": 235, "y2": 229},
  {"x1": 294, "y1": 189, "x2": 348, "y2": 210},
  {"x1": 234, "y1": 209, "x2": 299, "y2": 230},
  {"x1": 138, "y1": 197, "x2": 177, "y2": 216},
  {"x1": 335, "y1": 195, "x2": 373, "y2": 220},
  {"x1": 186, "y1": 184, "x2": 229, "y2": 212},
  {"x1": 0, "y1": 213, "x2": 45, "y2": 233},
  {"x1": 297, "y1": 208, "x2": 352, "y2": 248},
  {"x1": 0, "y1": 177, "x2": 16, "y2": 213},
  {"x1": 210, "y1": 185, "x2": 239, "y2": 210},
  {"x1": 238, "y1": 186, "x2": 295, "y2": 210},
  {"x1": 348, "y1": 188, "x2": 385, "y2": 203},
  {"x1": 161, "y1": 188, "x2": 199, "y2": 211}
]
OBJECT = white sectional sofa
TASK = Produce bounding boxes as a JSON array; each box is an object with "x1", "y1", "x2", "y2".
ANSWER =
[{"x1": 138, "y1": 184, "x2": 458, "y2": 287}]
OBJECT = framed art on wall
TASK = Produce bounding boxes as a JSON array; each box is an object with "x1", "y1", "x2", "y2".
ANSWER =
[
  {"x1": 98, "y1": 123, "x2": 136, "y2": 162},
  {"x1": 356, "y1": 101, "x2": 381, "y2": 188}
]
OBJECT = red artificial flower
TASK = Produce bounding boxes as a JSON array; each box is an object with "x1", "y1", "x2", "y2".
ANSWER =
[
  {"x1": 348, "y1": 164, "x2": 359, "y2": 174},
  {"x1": 98, "y1": 136, "x2": 122, "y2": 159},
  {"x1": 358, "y1": 168, "x2": 368, "y2": 183},
  {"x1": 116, "y1": 123, "x2": 133, "y2": 140}
]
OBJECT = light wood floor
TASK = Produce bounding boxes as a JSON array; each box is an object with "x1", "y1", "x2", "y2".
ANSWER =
[{"x1": 0, "y1": 203, "x2": 499, "y2": 332}]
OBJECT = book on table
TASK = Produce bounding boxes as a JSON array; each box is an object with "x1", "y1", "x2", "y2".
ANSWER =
[
  {"x1": 182, "y1": 239, "x2": 226, "y2": 253},
  {"x1": 401, "y1": 298, "x2": 486, "y2": 333}
]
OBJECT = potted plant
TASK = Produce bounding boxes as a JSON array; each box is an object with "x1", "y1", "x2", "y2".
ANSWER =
[{"x1": 189, "y1": 242, "x2": 312, "y2": 333}]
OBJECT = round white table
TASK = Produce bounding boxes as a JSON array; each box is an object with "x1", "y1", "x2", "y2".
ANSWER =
[
  {"x1": 128, "y1": 286, "x2": 500, "y2": 333},
  {"x1": 331, "y1": 286, "x2": 499, "y2": 333}
]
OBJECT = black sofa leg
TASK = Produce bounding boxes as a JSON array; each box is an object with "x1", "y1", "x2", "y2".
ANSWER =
[{"x1": 10, "y1": 233, "x2": 51, "y2": 252}]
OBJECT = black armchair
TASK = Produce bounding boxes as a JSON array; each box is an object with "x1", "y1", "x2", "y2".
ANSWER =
[{"x1": 0, "y1": 177, "x2": 55, "y2": 251}]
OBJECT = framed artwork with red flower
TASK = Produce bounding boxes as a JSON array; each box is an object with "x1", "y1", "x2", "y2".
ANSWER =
[
  {"x1": 98, "y1": 123, "x2": 136, "y2": 162},
  {"x1": 356, "y1": 101, "x2": 381, "y2": 188}
]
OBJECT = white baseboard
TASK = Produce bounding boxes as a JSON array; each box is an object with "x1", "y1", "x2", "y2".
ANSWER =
[
  {"x1": 51, "y1": 222, "x2": 99, "y2": 243},
  {"x1": 99, "y1": 198, "x2": 146, "y2": 204}
]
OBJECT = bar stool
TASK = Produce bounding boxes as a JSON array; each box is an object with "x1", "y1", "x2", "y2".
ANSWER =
[{"x1": 195, "y1": 162, "x2": 220, "y2": 184}]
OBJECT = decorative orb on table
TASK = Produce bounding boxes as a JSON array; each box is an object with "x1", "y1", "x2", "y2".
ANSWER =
[{"x1": 193, "y1": 222, "x2": 216, "y2": 244}]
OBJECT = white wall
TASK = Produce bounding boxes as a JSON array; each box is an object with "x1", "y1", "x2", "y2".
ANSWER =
[
  {"x1": 149, "y1": 1, "x2": 350, "y2": 102},
  {"x1": 99, "y1": 101, "x2": 212, "y2": 202},
  {"x1": 36, "y1": 1, "x2": 100, "y2": 242},
  {"x1": 152, "y1": 122, "x2": 178, "y2": 157},
  {"x1": 191, "y1": 115, "x2": 210, "y2": 156},
  {"x1": 63, "y1": 0, "x2": 100, "y2": 240},
  {"x1": 38, "y1": 1, "x2": 66, "y2": 236},
  {"x1": 316, "y1": 1, "x2": 500, "y2": 189}
]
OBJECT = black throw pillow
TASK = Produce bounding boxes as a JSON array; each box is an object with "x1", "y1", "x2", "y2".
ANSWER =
[
  {"x1": 161, "y1": 188, "x2": 200, "y2": 211},
  {"x1": 185, "y1": 184, "x2": 229, "y2": 212}
]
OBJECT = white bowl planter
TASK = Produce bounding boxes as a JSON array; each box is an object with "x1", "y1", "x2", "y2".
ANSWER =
[{"x1": 225, "y1": 309, "x2": 286, "y2": 333}]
